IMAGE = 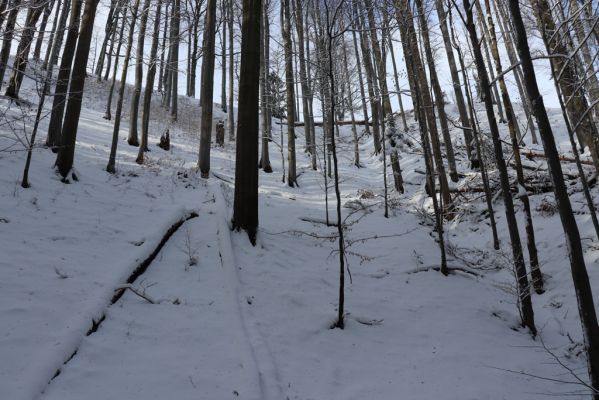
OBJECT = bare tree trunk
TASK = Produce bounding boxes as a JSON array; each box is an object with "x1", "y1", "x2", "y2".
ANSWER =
[
  {"x1": 414, "y1": 0, "x2": 458, "y2": 182},
  {"x1": 293, "y1": 0, "x2": 314, "y2": 155},
  {"x1": 233, "y1": 0, "x2": 262, "y2": 245},
  {"x1": 493, "y1": 0, "x2": 537, "y2": 145},
  {"x1": 55, "y1": 0, "x2": 101, "y2": 179},
  {"x1": 258, "y1": 0, "x2": 271, "y2": 172},
  {"x1": 129, "y1": 0, "x2": 152, "y2": 147},
  {"x1": 137, "y1": 0, "x2": 163, "y2": 164},
  {"x1": 103, "y1": 4, "x2": 126, "y2": 120},
  {"x1": 198, "y1": 0, "x2": 217, "y2": 177},
  {"x1": 0, "y1": 0, "x2": 21, "y2": 89},
  {"x1": 33, "y1": 0, "x2": 55, "y2": 61},
  {"x1": 46, "y1": 0, "x2": 83, "y2": 150},
  {"x1": 384, "y1": 17, "x2": 408, "y2": 133},
  {"x1": 5, "y1": 1, "x2": 45, "y2": 98},
  {"x1": 342, "y1": 32, "x2": 359, "y2": 168},
  {"x1": 221, "y1": 0, "x2": 227, "y2": 112},
  {"x1": 228, "y1": 0, "x2": 235, "y2": 141},
  {"x1": 483, "y1": 0, "x2": 543, "y2": 293},
  {"x1": 531, "y1": 0, "x2": 599, "y2": 174},
  {"x1": 157, "y1": 1, "x2": 169, "y2": 93},
  {"x1": 464, "y1": 0, "x2": 536, "y2": 335},
  {"x1": 106, "y1": 0, "x2": 141, "y2": 173},
  {"x1": 434, "y1": 0, "x2": 473, "y2": 159},
  {"x1": 282, "y1": 0, "x2": 297, "y2": 187},
  {"x1": 42, "y1": 0, "x2": 63, "y2": 71},
  {"x1": 396, "y1": 0, "x2": 452, "y2": 210},
  {"x1": 169, "y1": 0, "x2": 180, "y2": 121},
  {"x1": 94, "y1": 0, "x2": 117, "y2": 78},
  {"x1": 508, "y1": 0, "x2": 599, "y2": 391},
  {"x1": 474, "y1": 0, "x2": 505, "y2": 122},
  {"x1": 448, "y1": 3, "x2": 499, "y2": 249},
  {"x1": 351, "y1": 28, "x2": 370, "y2": 138}
]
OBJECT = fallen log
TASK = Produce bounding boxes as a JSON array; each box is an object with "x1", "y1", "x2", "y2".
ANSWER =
[
  {"x1": 522, "y1": 150, "x2": 594, "y2": 166},
  {"x1": 277, "y1": 119, "x2": 373, "y2": 127}
]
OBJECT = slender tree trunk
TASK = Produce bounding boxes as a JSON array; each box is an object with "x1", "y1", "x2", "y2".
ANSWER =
[
  {"x1": 106, "y1": 0, "x2": 141, "y2": 173},
  {"x1": 33, "y1": 0, "x2": 55, "y2": 61},
  {"x1": 434, "y1": 0, "x2": 473, "y2": 159},
  {"x1": 415, "y1": 0, "x2": 458, "y2": 182},
  {"x1": 396, "y1": 0, "x2": 452, "y2": 210},
  {"x1": 228, "y1": 0, "x2": 235, "y2": 141},
  {"x1": 0, "y1": 0, "x2": 21, "y2": 88},
  {"x1": 137, "y1": 0, "x2": 163, "y2": 164},
  {"x1": 55, "y1": 0, "x2": 101, "y2": 179},
  {"x1": 483, "y1": 0, "x2": 543, "y2": 293},
  {"x1": 198, "y1": 0, "x2": 217, "y2": 177},
  {"x1": 169, "y1": 0, "x2": 180, "y2": 120},
  {"x1": 5, "y1": 1, "x2": 45, "y2": 98},
  {"x1": 42, "y1": 0, "x2": 63, "y2": 71},
  {"x1": 293, "y1": 0, "x2": 314, "y2": 155},
  {"x1": 282, "y1": 0, "x2": 296, "y2": 187},
  {"x1": 258, "y1": 0, "x2": 271, "y2": 172},
  {"x1": 103, "y1": 4, "x2": 127, "y2": 120},
  {"x1": 508, "y1": 0, "x2": 599, "y2": 392},
  {"x1": 342, "y1": 33, "x2": 359, "y2": 167},
  {"x1": 493, "y1": 0, "x2": 537, "y2": 144},
  {"x1": 351, "y1": 28, "x2": 370, "y2": 138},
  {"x1": 221, "y1": 0, "x2": 227, "y2": 112},
  {"x1": 45, "y1": 0, "x2": 83, "y2": 150},
  {"x1": 128, "y1": 0, "x2": 151, "y2": 146},
  {"x1": 464, "y1": 0, "x2": 536, "y2": 335},
  {"x1": 158, "y1": 1, "x2": 169, "y2": 93},
  {"x1": 94, "y1": 0, "x2": 117, "y2": 78}
]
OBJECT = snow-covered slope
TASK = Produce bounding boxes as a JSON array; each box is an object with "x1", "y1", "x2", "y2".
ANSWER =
[{"x1": 1, "y1": 69, "x2": 598, "y2": 399}]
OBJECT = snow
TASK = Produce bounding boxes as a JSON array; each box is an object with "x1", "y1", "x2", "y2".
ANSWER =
[{"x1": 1, "y1": 66, "x2": 599, "y2": 400}]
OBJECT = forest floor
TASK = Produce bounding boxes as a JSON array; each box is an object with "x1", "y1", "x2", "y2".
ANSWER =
[{"x1": 1, "y1": 68, "x2": 599, "y2": 399}]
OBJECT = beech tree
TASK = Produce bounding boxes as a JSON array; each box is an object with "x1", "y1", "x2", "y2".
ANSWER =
[
  {"x1": 233, "y1": 0, "x2": 262, "y2": 244},
  {"x1": 198, "y1": 0, "x2": 218, "y2": 178}
]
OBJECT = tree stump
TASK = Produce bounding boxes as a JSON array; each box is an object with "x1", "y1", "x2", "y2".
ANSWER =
[
  {"x1": 158, "y1": 129, "x2": 170, "y2": 150},
  {"x1": 215, "y1": 120, "x2": 225, "y2": 146}
]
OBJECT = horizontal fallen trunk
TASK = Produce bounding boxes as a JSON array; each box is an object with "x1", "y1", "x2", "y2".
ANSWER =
[
  {"x1": 522, "y1": 150, "x2": 593, "y2": 166},
  {"x1": 277, "y1": 119, "x2": 373, "y2": 127}
]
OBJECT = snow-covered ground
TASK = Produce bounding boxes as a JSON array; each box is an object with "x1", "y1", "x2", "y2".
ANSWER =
[{"x1": 1, "y1": 68, "x2": 599, "y2": 399}]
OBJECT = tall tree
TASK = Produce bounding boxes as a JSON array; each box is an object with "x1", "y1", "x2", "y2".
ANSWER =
[
  {"x1": 4, "y1": 0, "x2": 45, "y2": 98},
  {"x1": 128, "y1": 0, "x2": 152, "y2": 146},
  {"x1": 463, "y1": 0, "x2": 536, "y2": 335},
  {"x1": 508, "y1": 0, "x2": 599, "y2": 392},
  {"x1": 55, "y1": 0, "x2": 101, "y2": 178},
  {"x1": 106, "y1": 0, "x2": 141, "y2": 173},
  {"x1": 137, "y1": 0, "x2": 163, "y2": 164},
  {"x1": 45, "y1": 0, "x2": 83, "y2": 150},
  {"x1": 198, "y1": 0, "x2": 218, "y2": 178},
  {"x1": 233, "y1": 0, "x2": 262, "y2": 245},
  {"x1": 282, "y1": 0, "x2": 297, "y2": 186}
]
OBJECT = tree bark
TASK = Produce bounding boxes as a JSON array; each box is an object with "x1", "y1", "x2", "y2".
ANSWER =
[
  {"x1": 198, "y1": 0, "x2": 217, "y2": 177},
  {"x1": 128, "y1": 0, "x2": 151, "y2": 146},
  {"x1": 464, "y1": 0, "x2": 536, "y2": 335},
  {"x1": 137, "y1": 0, "x2": 163, "y2": 164},
  {"x1": 106, "y1": 0, "x2": 141, "y2": 173},
  {"x1": 55, "y1": 0, "x2": 101, "y2": 178},
  {"x1": 233, "y1": 0, "x2": 262, "y2": 245}
]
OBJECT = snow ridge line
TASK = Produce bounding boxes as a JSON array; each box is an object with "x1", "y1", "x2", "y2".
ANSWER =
[
  {"x1": 32, "y1": 209, "x2": 199, "y2": 400},
  {"x1": 211, "y1": 182, "x2": 284, "y2": 400}
]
